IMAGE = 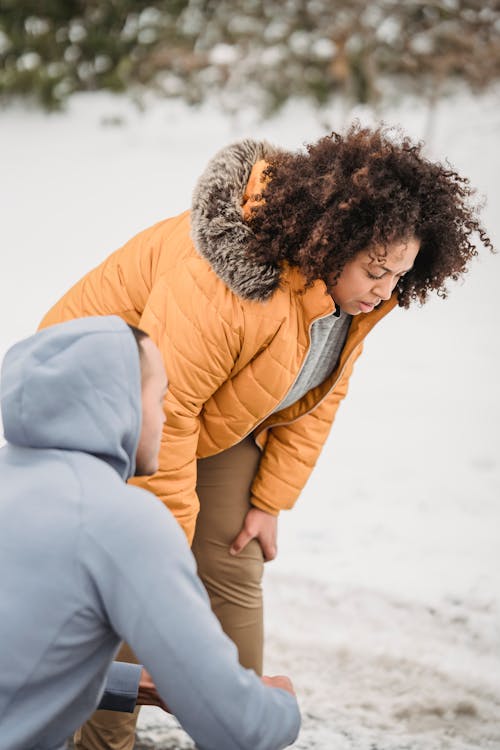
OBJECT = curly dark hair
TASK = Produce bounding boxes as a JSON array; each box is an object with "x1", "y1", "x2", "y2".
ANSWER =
[{"x1": 247, "y1": 123, "x2": 493, "y2": 307}]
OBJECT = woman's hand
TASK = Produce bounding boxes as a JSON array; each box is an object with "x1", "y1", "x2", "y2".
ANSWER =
[{"x1": 230, "y1": 507, "x2": 278, "y2": 561}]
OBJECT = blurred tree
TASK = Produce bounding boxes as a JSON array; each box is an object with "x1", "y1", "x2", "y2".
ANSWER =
[
  {"x1": 1, "y1": 0, "x2": 499, "y2": 113},
  {"x1": 0, "y1": 1, "x2": 192, "y2": 108}
]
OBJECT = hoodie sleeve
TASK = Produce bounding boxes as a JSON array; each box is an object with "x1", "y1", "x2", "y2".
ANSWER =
[
  {"x1": 97, "y1": 662, "x2": 142, "y2": 712},
  {"x1": 82, "y1": 486, "x2": 300, "y2": 750}
]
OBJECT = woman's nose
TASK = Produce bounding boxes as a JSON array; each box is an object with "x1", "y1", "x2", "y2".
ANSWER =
[{"x1": 373, "y1": 275, "x2": 396, "y2": 300}]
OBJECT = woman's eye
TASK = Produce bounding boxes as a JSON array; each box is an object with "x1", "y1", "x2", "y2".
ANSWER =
[{"x1": 367, "y1": 272, "x2": 384, "y2": 280}]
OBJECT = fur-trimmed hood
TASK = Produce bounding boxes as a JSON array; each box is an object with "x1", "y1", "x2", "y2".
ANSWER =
[{"x1": 191, "y1": 139, "x2": 285, "y2": 302}]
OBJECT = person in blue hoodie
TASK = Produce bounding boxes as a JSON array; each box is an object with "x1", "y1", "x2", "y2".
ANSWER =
[{"x1": 0, "y1": 316, "x2": 300, "y2": 750}]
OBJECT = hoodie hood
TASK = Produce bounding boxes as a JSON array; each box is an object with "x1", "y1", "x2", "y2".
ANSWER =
[
  {"x1": 191, "y1": 138, "x2": 286, "y2": 302},
  {"x1": 1, "y1": 316, "x2": 142, "y2": 480}
]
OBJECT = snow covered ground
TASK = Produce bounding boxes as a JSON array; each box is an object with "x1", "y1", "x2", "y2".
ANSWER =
[{"x1": 1, "y1": 89, "x2": 499, "y2": 749}]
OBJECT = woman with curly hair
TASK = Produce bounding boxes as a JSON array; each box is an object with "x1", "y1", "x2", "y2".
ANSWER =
[{"x1": 39, "y1": 123, "x2": 492, "y2": 750}]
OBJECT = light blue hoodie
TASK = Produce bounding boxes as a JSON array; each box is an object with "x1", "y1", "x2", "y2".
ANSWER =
[{"x1": 0, "y1": 316, "x2": 300, "y2": 750}]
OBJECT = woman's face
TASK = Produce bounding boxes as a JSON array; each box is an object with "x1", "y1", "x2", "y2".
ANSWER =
[{"x1": 328, "y1": 237, "x2": 420, "y2": 315}]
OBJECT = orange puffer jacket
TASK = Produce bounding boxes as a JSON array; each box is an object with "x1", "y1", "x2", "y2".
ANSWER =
[{"x1": 40, "y1": 140, "x2": 397, "y2": 543}]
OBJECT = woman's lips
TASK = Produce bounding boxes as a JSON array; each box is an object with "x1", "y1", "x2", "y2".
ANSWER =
[{"x1": 359, "y1": 301, "x2": 375, "y2": 313}]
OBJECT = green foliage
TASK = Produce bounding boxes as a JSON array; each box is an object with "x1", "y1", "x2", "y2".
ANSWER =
[
  {"x1": 1, "y1": 0, "x2": 499, "y2": 112},
  {"x1": 0, "y1": 1, "x2": 192, "y2": 108}
]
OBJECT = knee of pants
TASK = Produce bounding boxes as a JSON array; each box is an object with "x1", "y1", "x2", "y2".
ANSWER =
[{"x1": 194, "y1": 537, "x2": 264, "y2": 609}]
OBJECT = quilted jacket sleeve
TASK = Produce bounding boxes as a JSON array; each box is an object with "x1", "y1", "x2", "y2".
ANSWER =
[
  {"x1": 129, "y1": 263, "x2": 244, "y2": 544},
  {"x1": 250, "y1": 344, "x2": 363, "y2": 515}
]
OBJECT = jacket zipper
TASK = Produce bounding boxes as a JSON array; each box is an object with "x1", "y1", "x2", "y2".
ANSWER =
[
  {"x1": 254, "y1": 340, "x2": 361, "y2": 441},
  {"x1": 238, "y1": 307, "x2": 339, "y2": 444},
  {"x1": 252, "y1": 298, "x2": 396, "y2": 440}
]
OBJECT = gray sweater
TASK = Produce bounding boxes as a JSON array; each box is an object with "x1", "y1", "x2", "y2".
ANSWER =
[
  {"x1": 276, "y1": 309, "x2": 351, "y2": 412},
  {"x1": 0, "y1": 316, "x2": 300, "y2": 750}
]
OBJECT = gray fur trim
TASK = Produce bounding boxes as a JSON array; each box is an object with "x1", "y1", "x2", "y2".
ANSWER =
[{"x1": 191, "y1": 139, "x2": 284, "y2": 302}]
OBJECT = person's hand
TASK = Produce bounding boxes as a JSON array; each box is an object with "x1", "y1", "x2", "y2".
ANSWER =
[
  {"x1": 261, "y1": 675, "x2": 296, "y2": 696},
  {"x1": 137, "y1": 668, "x2": 170, "y2": 712},
  {"x1": 230, "y1": 507, "x2": 278, "y2": 561}
]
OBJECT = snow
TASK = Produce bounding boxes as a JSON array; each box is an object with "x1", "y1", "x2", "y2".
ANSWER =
[{"x1": 1, "y1": 89, "x2": 499, "y2": 749}]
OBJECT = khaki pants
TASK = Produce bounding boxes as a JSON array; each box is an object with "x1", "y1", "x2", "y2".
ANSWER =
[
  {"x1": 73, "y1": 644, "x2": 140, "y2": 750},
  {"x1": 74, "y1": 437, "x2": 264, "y2": 750}
]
